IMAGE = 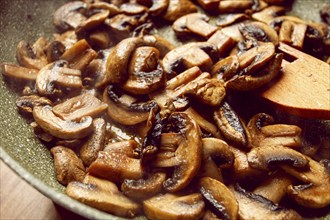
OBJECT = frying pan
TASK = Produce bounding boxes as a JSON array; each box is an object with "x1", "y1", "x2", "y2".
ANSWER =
[{"x1": 0, "y1": 0, "x2": 329, "y2": 219}]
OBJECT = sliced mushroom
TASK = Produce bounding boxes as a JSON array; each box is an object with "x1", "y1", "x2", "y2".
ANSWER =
[
  {"x1": 214, "y1": 101, "x2": 248, "y2": 147},
  {"x1": 253, "y1": 170, "x2": 295, "y2": 204},
  {"x1": 281, "y1": 157, "x2": 330, "y2": 208},
  {"x1": 247, "y1": 113, "x2": 302, "y2": 148},
  {"x1": 218, "y1": 0, "x2": 253, "y2": 13},
  {"x1": 199, "y1": 138, "x2": 234, "y2": 181},
  {"x1": 163, "y1": 112, "x2": 202, "y2": 192},
  {"x1": 89, "y1": 2, "x2": 121, "y2": 17},
  {"x1": 143, "y1": 193, "x2": 205, "y2": 220},
  {"x1": 80, "y1": 118, "x2": 106, "y2": 167},
  {"x1": 230, "y1": 184, "x2": 302, "y2": 220},
  {"x1": 66, "y1": 175, "x2": 141, "y2": 217},
  {"x1": 50, "y1": 146, "x2": 85, "y2": 185},
  {"x1": 120, "y1": 3, "x2": 148, "y2": 15},
  {"x1": 104, "y1": 140, "x2": 140, "y2": 158},
  {"x1": 53, "y1": 1, "x2": 87, "y2": 32},
  {"x1": 61, "y1": 39, "x2": 97, "y2": 71},
  {"x1": 30, "y1": 121, "x2": 54, "y2": 142},
  {"x1": 183, "y1": 78, "x2": 226, "y2": 106},
  {"x1": 122, "y1": 46, "x2": 166, "y2": 95},
  {"x1": 162, "y1": 0, "x2": 197, "y2": 22},
  {"x1": 162, "y1": 42, "x2": 217, "y2": 78},
  {"x1": 121, "y1": 172, "x2": 167, "y2": 200},
  {"x1": 45, "y1": 40, "x2": 66, "y2": 63},
  {"x1": 239, "y1": 21, "x2": 279, "y2": 46},
  {"x1": 207, "y1": 30, "x2": 236, "y2": 55},
  {"x1": 52, "y1": 93, "x2": 108, "y2": 121},
  {"x1": 75, "y1": 10, "x2": 110, "y2": 35},
  {"x1": 279, "y1": 20, "x2": 307, "y2": 49},
  {"x1": 103, "y1": 85, "x2": 157, "y2": 125},
  {"x1": 16, "y1": 95, "x2": 53, "y2": 115},
  {"x1": 33, "y1": 105, "x2": 93, "y2": 139},
  {"x1": 88, "y1": 150, "x2": 143, "y2": 183},
  {"x1": 184, "y1": 107, "x2": 221, "y2": 138},
  {"x1": 247, "y1": 145, "x2": 309, "y2": 171},
  {"x1": 1, "y1": 63, "x2": 39, "y2": 82},
  {"x1": 173, "y1": 13, "x2": 218, "y2": 38},
  {"x1": 36, "y1": 60, "x2": 82, "y2": 96},
  {"x1": 225, "y1": 53, "x2": 283, "y2": 91},
  {"x1": 211, "y1": 55, "x2": 239, "y2": 81},
  {"x1": 320, "y1": 4, "x2": 330, "y2": 25},
  {"x1": 89, "y1": 29, "x2": 111, "y2": 49},
  {"x1": 53, "y1": 30, "x2": 78, "y2": 49},
  {"x1": 221, "y1": 24, "x2": 244, "y2": 42},
  {"x1": 229, "y1": 145, "x2": 265, "y2": 180},
  {"x1": 252, "y1": 6, "x2": 285, "y2": 24},
  {"x1": 16, "y1": 37, "x2": 49, "y2": 70},
  {"x1": 199, "y1": 177, "x2": 238, "y2": 220}
]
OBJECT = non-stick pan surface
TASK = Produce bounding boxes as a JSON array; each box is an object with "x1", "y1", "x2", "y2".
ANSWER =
[{"x1": 0, "y1": 0, "x2": 329, "y2": 219}]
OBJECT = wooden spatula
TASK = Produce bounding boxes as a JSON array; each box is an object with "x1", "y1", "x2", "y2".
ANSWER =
[{"x1": 259, "y1": 42, "x2": 330, "y2": 119}]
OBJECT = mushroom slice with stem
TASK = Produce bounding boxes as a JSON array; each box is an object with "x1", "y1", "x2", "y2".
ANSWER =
[
  {"x1": 207, "y1": 30, "x2": 236, "y2": 55},
  {"x1": 137, "y1": 0, "x2": 169, "y2": 16},
  {"x1": 103, "y1": 85, "x2": 157, "y2": 125},
  {"x1": 247, "y1": 113, "x2": 302, "y2": 148},
  {"x1": 103, "y1": 140, "x2": 140, "y2": 158},
  {"x1": 239, "y1": 21, "x2": 279, "y2": 46},
  {"x1": 33, "y1": 105, "x2": 93, "y2": 139},
  {"x1": 120, "y1": 3, "x2": 148, "y2": 15},
  {"x1": 80, "y1": 118, "x2": 106, "y2": 167},
  {"x1": 173, "y1": 13, "x2": 218, "y2": 38},
  {"x1": 199, "y1": 138, "x2": 234, "y2": 181},
  {"x1": 253, "y1": 170, "x2": 295, "y2": 204},
  {"x1": 16, "y1": 95, "x2": 53, "y2": 115},
  {"x1": 214, "y1": 101, "x2": 248, "y2": 147},
  {"x1": 225, "y1": 53, "x2": 283, "y2": 91},
  {"x1": 162, "y1": 0, "x2": 197, "y2": 22},
  {"x1": 36, "y1": 60, "x2": 82, "y2": 96},
  {"x1": 199, "y1": 177, "x2": 238, "y2": 220},
  {"x1": 280, "y1": 157, "x2": 330, "y2": 208},
  {"x1": 88, "y1": 150, "x2": 143, "y2": 183},
  {"x1": 211, "y1": 55, "x2": 239, "y2": 81},
  {"x1": 75, "y1": 10, "x2": 110, "y2": 35},
  {"x1": 53, "y1": 1, "x2": 87, "y2": 32},
  {"x1": 247, "y1": 145, "x2": 309, "y2": 171},
  {"x1": 163, "y1": 112, "x2": 203, "y2": 192},
  {"x1": 50, "y1": 146, "x2": 86, "y2": 186},
  {"x1": 16, "y1": 37, "x2": 49, "y2": 70},
  {"x1": 122, "y1": 46, "x2": 166, "y2": 95},
  {"x1": 52, "y1": 93, "x2": 108, "y2": 121},
  {"x1": 230, "y1": 184, "x2": 302, "y2": 220},
  {"x1": 45, "y1": 40, "x2": 66, "y2": 63},
  {"x1": 143, "y1": 193, "x2": 205, "y2": 220},
  {"x1": 252, "y1": 6, "x2": 285, "y2": 24},
  {"x1": 1, "y1": 63, "x2": 39, "y2": 82},
  {"x1": 121, "y1": 172, "x2": 167, "y2": 200},
  {"x1": 217, "y1": 13, "x2": 249, "y2": 27},
  {"x1": 279, "y1": 20, "x2": 307, "y2": 50},
  {"x1": 66, "y1": 175, "x2": 141, "y2": 217}
]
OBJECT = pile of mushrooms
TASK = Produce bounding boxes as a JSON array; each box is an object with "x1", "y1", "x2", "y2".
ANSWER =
[{"x1": 1, "y1": 0, "x2": 330, "y2": 219}]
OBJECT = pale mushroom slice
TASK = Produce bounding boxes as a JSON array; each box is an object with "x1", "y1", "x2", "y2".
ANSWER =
[
  {"x1": 214, "y1": 101, "x2": 248, "y2": 147},
  {"x1": 103, "y1": 85, "x2": 157, "y2": 125},
  {"x1": 88, "y1": 150, "x2": 143, "y2": 183},
  {"x1": 66, "y1": 175, "x2": 141, "y2": 217},
  {"x1": 143, "y1": 193, "x2": 205, "y2": 220},
  {"x1": 80, "y1": 118, "x2": 106, "y2": 167},
  {"x1": 207, "y1": 30, "x2": 236, "y2": 55},
  {"x1": 50, "y1": 146, "x2": 85, "y2": 186},
  {"x1": 162, "y1": 112, "x2": 203, "y2": 192},
  {"x1": 1, "y1": 63, "x2": 39, "y2": 82},
  {"x1": 199, "y1": 177, "x2": 238, "y2": 220},
  {"x1": 247, "y1": 113, "x2": 302, "y2": 148},
  {"x1": 16, "y1": 95, "x2": 53, "y2": 115},
  {"x1": 16, "y1": 37, "x2": 49, "y2": 70},
  {"x1": 253, "y1": 170, "x2": 295, "y2": 204},
  {"x1": 247, "y1": 145, "x2": 309, "y2": 171},
  {"x1": 173, "y1": 13, "x2": 218, "y2": 38},
  {"x1": 252, "y1": 6, "x2": 286, "y2": 24},
  {"x1": 216, "y1": 13, "x2": 249, "y2": 27},
  {"x1": 281, "y1": 157, "x2": 330, "y2": 208},
  {"x1": 103, "y1": 140, "x2": 140, "y2": 158},
  {"x1": 36, "y1": 60, "x2": 82, "y2": 96},
  {"x1": 230, "y1": 184, "x2": 302, "y2": 220},
  {"x1": 218, "y1": 0, "x2": 253, "y2": 13},
  {"x1": 211, "y1": 55, "x2": 240, "y2": 81},
  {"x1": 278, "y1": 20, "x2": 307, "y2": 49},
  {"x1": 75, "y1": 10, "x2": 110, "y2": 35},
  {"x1": 121, "y1": 172, "x2": 167, "y2": 200},
  {"x1": 33, "y1": 105, "x2": 93, "y2": 139},
  {"x1": 52, "y1": 93, "x2": 108, "y2": 121}
]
